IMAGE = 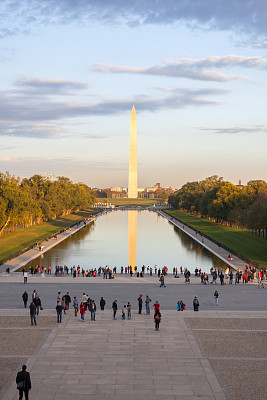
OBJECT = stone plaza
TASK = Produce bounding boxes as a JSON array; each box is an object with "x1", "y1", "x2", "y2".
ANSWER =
[{"x1": 0, "y1": 274, "x2": 267, "y2": 400}]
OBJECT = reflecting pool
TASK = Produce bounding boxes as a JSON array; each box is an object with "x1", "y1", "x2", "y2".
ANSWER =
[{"x1": 24, "y1": 210, "x2": 229, "y2": 272}]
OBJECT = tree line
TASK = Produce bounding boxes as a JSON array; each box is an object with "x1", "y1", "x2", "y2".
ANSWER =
[
  {"x1": 168, "y1": 176, "x2": 267, "y2": 234},
  {"x1": 0, "y1": 172, "x2": 95, "y2": 235}
]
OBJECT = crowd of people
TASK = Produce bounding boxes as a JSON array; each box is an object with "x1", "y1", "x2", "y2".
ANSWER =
[
  {"x1": 22, "y1": 263, "x2": 266, "y2": 285},
  {"x1": 22, "y1": 288, "x2": 223, "y2": 331},
  {"x1": 198, "y1": 265, "x2": 265, "y2": 285},
  {"x1": 53, "y1": 291, "x2": 164, "y2": 330},
  {"x1": 22, "y1": 264, "x2": 170, "y2": 278},
  {"x1": 21, "y1": 289, "x2": 167, "y2": 330}
]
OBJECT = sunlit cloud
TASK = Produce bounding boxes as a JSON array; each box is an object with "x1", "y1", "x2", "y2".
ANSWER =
[
  {"x1": 0, "y1": 156, "x2": 127, "y2": 174},
  {"x1": 0, "y1": 84, "x2": 226, "y2": 138},
  {"x1": 15, "y1": 78, "x2": 90, "y2": 95},
  {"x1": 0, "y1": 146, "x2": 17, "y2": 150},
  {"x1": 92, "y1": 56, "x2": 267, "y2": 83},
  {"x1": 236, "y1": 38, "x2": 267, "y2": 49},
  {"x1": 200, "y1": 125, "x2": 267, "y2": 134},
  {"x1": 0, "y1": 155, "x2": 22, "y2": 162}
]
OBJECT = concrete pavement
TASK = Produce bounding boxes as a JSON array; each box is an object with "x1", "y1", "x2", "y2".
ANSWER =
[
  {"x1": 2, "y1": 310, "x2": 231, "y2": 400},
  {"x1": 2, "y1": 309, "x2": 267, "y2": 400},
  {"x1": 0, "y1": 274, "x2": 265, "y2": 311}
]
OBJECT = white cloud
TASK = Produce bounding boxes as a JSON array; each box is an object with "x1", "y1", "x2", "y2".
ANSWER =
[
  {"x1": 92, "y1": 56, "x2": 267, "y2": 83},
  {"x1": 0, "y1": 156, "x2": 22, "y2": 162},
  {"x1": 0, "y1": 0, "x2": 267, "y2": 37},
  {"x1": 0, "y1": 0, "x2": 267, "y2": 38},
  {"x1": 0, "y1": 84, "x2": 226, "y2": 138},
  {"x1": 15, "y1": 78, "x2": 90, "y2": 95},
  {"x1": 199, "y1": 125, "x2": 267, "y2": 134}
]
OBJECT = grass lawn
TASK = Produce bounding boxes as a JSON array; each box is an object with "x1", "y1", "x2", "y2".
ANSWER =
[
  {"x1": 166, "y1": 209, "x2": 267, "y2": 269},
  {"x1": 0, "y1": 209, "x2": 97, "y2": 265},
  {"x1": 106, "y1": 198, "x2": 161, "y2": 206}
]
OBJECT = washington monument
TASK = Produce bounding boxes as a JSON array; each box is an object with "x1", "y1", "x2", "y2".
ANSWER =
[{"x1": 128, "y1": 105, "x2": 138, "y2": 198}]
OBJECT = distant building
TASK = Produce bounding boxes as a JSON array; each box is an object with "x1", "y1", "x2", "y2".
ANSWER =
[
  {"x1": 39, "y1": 172, "x2": 57, "y2": 182},
  {"x1": 95, "y1": 183, "x2": 173, "y2": 199},
  {"x1": 236, "y1": 179, "x2": 245, "y2": 189},
  {"x1": 104, "y1": 188, "x2": 127, "y2": 198}
]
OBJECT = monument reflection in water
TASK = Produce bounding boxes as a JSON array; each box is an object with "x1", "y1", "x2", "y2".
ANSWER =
[
  {"x1": 23, "y1": 210, "x2": 229, "y2": 272},
  {"x1": 128, "y1": 210, "x2": 137, "y2": 268}
]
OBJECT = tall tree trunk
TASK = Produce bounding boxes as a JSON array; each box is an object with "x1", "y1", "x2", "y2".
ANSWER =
[{"x1": 0, "y1": 212, "x2": 12, "y2": 236}]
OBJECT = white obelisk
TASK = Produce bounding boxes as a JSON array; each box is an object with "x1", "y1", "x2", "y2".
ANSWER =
[{"x1": 128, "y1": 105, "x2": 138, "y2": 198}]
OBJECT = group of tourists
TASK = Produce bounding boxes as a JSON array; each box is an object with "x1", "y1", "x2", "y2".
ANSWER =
[
  {"x1": 22, "y1": 288, "x2": 223, "y2": 331},
  {"x1": 21, "y1": 263, "x2": 266, "y2": 287},
  {"x1": 208, "y1": 267, "x2": 259, "y2": 285},
  {"x1": 176, "y1": 300, "x2": 186, "y2": 311},
  {"x1": 22, "y1": 290, "x2": 43, "y2": 326},
  {"x1": 21, "y1": 264, "x2": 170, "y2": 278},
  {"x1": 51, "y1": 290, "x2": 163, "y2": 330}
]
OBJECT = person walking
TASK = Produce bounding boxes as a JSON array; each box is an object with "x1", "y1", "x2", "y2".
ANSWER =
[
  {"x1": 80, "y1": 302, "x2": 85, "y2": 322},
  {"x1": 32, "y1": 290, "x2": 37, "y2": 301},
  {"x1": 154, "y1": 309, "x2": 161, "y2": 331},
  {"x1": 214, "y1": 290, "x2": 219, "y2": 306},
  {"x1": 127, "y1": 302, "x2": 131, "y2": 319},
  {"x1": 64, "y1": 292, "x2": 71, "y2": 310},
  {"x1": 23, "y1": 271, "x2": 28, "y2": 284},
  {"x1": 112, "y1": 300, "x2": 118, "y2": 319},
  {"x1": 81, "y1": 293, "x2": 88, "y2": 310},
  {"x1": 61, "y1": 296, "x2": 66, "y2": 315},
  {"x1": 56, "y1": 292, "x2": 61, "y2": 303},
  {"x1": 56, "y1": 302, "x2": 63, "y2": 323},
  {"x1": 100, "y1": 297, "x2": 106, "y2": 311},
  {"x1": 219, "y1": 272, "x2": 224, "y2": 285},
  {"x1": 29, "y1": 302, "x2": 37, "y2": 326},
  {"x1": 22, "y1": 291, "x2": 28, "y2": 308},
  {"x1": 193, "y1": 296, "x2": 199, "y2": 311},
  {"x1": 89, "y1": 300, "x2": 96, "y2": 321},
  {"x1": 159, "y1": 274, "x2": 166, "y2": 287},
  {"x1": 121, "y1": 305, "x2": 126, "y2": 319},
  {"x1": 145, "y1": 295, "x2": 152, "y2": 314},
  {"x1": 16, "y1": 364, "x2": 31, "y2": 400},
  {"x1": 137, "y1": 294, "x2": 143, "y2": 314},
  {"x1": 33, "y1": 294, "x2": 42, "y2": 316},
  {"x1": 73, "y1": 297, "x2": 79, "y2": 316}
]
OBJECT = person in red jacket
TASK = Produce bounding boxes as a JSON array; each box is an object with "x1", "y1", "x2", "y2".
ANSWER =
[
  {"x1": 153, "y1": 300, "x2": 160, "y2": 314},
  {"x1": 80, "y1": 302, "x2": 85, "y2": 322}
]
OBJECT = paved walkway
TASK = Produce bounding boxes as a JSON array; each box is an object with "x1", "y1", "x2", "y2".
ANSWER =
[
  {"x1": 159, "y1": 211, "x2": 248, "y2": 272},
  {"x1": 1, "y1": 273, "x2": 264, "y2": 311},
  {"x1": 2, "y1": 309, "x2": 267, "y2": 400},
  {"x1": 2, "y1": 310, "x2": 231, "y2": 400}
]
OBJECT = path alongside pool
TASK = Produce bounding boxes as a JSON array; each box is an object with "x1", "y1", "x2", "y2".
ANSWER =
[
  {"x1": 159, "y1": 211, "x2": 248, "y2": 272},
  {"x1": 0, "y1": 211, "x2": 105, "y2": 274}
]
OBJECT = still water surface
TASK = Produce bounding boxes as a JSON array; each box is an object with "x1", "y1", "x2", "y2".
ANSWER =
[{"x1": 25, "y1": 210, "x2": 228, "y2": 272}]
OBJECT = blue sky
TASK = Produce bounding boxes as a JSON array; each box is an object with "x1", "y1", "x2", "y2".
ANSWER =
[{"x1": 0, "y1": 0, "x2": 266, "y2": 188}]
